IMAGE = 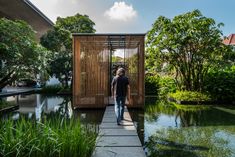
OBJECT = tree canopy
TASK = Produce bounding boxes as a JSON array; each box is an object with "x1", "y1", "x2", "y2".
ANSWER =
[
  {"x1": 0, "y1": 18, "x2": 49, "y2": 90},
  {"x1": 40, "y1": 13, "x2": 95, "y2": 87},
  {"x1": 56, "y1": 13, "x2": 96, "y2": 33},
  {"x1": 146, "y1": 10, "x2": 231, "y2": 91}
]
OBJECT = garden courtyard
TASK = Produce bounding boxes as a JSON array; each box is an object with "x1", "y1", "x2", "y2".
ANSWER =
[{"x1": 1, "y1": 0, "x2": 235, "y2": 157}]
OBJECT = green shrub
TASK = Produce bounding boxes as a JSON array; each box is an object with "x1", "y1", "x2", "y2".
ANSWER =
[
  {"x1": 169, "y1": 91, "x2": 211, "y2": 101},
  {"x1": 58, "y1": 87, "x2": 72, "y2": 94},
  {"x1": 145, "y1": 75, "x2": 160, "y2": 95},
  {"x1": 172, "y1": 102, "x2": 210, "y2": 111},
  {"x1": 158, "y1": 76, "x2": 177, "y2": 99},
  {"x1": 0, "y1": 117, "x2": 97, "y2": 157},
  {"x1": 203, "y1": 66, "x2": 235, "y2": 101},
  {"x1": 40, "y1": 85, "x2": 63, "y2": 94}
]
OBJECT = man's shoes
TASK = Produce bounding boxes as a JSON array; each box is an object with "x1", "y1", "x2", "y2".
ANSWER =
[{"x1": 117, "y1": 119, "x2": 121, "y2": 125}]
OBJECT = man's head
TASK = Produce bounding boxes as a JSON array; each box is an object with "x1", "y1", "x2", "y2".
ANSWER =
[{"x1": 117, "y1": 68, "x2": 125, "y2": 76}]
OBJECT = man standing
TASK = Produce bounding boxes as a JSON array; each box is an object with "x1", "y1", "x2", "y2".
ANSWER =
[{"x1": 111, "y1": 68, "x2": 131, "y2": 125}]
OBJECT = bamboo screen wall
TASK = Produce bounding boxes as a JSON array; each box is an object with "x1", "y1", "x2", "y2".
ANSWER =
[{"x1": 73, "y1": 34, "x2": 145, "y2": 108}]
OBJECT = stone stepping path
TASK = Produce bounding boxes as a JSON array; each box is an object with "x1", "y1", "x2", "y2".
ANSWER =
[{"x1": 92, "y1": 106, "x2": 146, "y2": 157}]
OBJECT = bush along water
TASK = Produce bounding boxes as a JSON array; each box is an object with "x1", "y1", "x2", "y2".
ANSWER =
[
  {"x1": 158, "y1": 76, "x2": 177, "y2": 99},
  {"x1": 145, "y1": 74, "x2": 177, "y2": 99},
  {"x1": 203, "y1": 66, "x2": 235, "y2": 102},
  {"x1": 0, "y1": 117, "x2": 97, "y2": 157},
  {"x1": 169, "y1": 91, "x2": 211, "y2": 102},
  {"x1": 145, "y1": 75, "x2": 160, "y2": 96}
]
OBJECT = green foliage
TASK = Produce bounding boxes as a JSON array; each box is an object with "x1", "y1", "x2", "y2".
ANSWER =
[
  {"x1": 41, "y1": 13, "x2": 96, "y2": 87},
  {"x1": 173, "y1": 103, "x2": 210, "y2": 112},
  {"x1": 40, "y1": 27, "x2": 71, "y2": 52},
  {"x1": 146, "y1": 9, "x2": 231, "y2": 91},
  {"x1": 0, "y1": 117, "x2": 97, "y2": 157},
  {"x1": 158, "y1": 76, "x2": 177, "y2": 99},
  {"x1": 145, "y1": 75, "x2": 177, "y2": 98},
  {"x1": 169, "y1": 91, "x2": 211, "y2": 101},
  {"x1": 204, "y1": 66, "x2": 235, "y2": 101},
  {"x1": 49, "y1": 52, "x2": 72, "y2": 87},
  {"x1": 145, "y1": 75, "x2": 159, "y2": 95},
  {"x1": 56, "y1": 13, "x2": 95, "y2": 33},
  {"x1": 0, "y1": 100, "x2": 14, "y2": 110},
  {"x1": 40, "y1": 85, "x2": 63, "y2": 94},
  {"x1": 0, "y1": 18, "x2": 50, "y2": 90}
]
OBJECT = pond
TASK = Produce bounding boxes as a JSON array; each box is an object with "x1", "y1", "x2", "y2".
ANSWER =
[
  {"x1": 1, "y1": 95, "x2": 235, "y2": 157},
  {"x1": 0, "y1": 94, "x2": 103, "y2": 157},
  {"x1": 130, "y1": 97, "x2": 235, "y2": 157},
  {"x1": 0, "y1": 94, "x2": 104, "y2": 126}
]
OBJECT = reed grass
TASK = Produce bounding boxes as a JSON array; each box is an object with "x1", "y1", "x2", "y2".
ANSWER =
[
  {"x1": 0, "y1": 117, "x2": 97, "y2": 157},
  {"x1": 0, "y1": 100, "x2": 14, "y2": 110}
]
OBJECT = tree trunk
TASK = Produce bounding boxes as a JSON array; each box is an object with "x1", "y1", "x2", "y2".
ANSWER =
[{"x1": 0, "y1": 71, "x2": 14, "y2": 90}]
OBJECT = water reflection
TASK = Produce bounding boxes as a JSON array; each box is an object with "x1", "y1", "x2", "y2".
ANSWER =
[
  {"x1": 1, "y1": 94, "x2": 104, "y2": 126},
  {"x1": 143, "y1": 98, "x2": 235, "y2": 157}
]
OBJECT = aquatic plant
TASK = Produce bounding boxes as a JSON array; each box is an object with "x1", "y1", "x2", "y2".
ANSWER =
[
  {"x1": 0, "y1": 100, "x2": 15, "y2": 110},
  {"x1": 0, "y1": 117, "x2": 97, "y2": 157},
  {"x1": 145, "y1": 127, "x2": 233, "y2": 157}
]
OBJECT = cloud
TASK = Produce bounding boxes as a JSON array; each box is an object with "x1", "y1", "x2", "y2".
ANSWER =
[
  {"x1": 104, "y1": 2, "x2": 137, "y2": 21},
  {"x1": 30, "y1": 0, "x2": 144, "y2": 33}
]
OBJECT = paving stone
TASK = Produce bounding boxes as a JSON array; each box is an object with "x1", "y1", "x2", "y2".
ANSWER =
[
  {"x1": 93, "y1": 106, "x2": 146, "y2": 157},
  {"x1": 92, "y1": 147, "x2": 146, "y2": 157},
  {"x1": 100, "y1": 122, "x2": 134, "y2": 129},
  {"x1": 97, "y1": 136, "x2": 142, "y2": 147},
  {"x1": 102, "y1": 117, "x2": 117, "y2": 123},
  {"x1": 99, "y1": 125, "x2": 136, "y2": 130},
  {"x1": 99, "y1": 129, "x2": 137, "y2": 136}
]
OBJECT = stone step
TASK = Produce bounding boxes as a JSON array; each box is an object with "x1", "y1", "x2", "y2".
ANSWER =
[
  {"x1": 92, "y1": 147, "x2": 146, "y2": 157},
  {"x1": 99, "y1": 129, "x2": 137, "y2": 136},
  {"x1": 96, "y1": 136, "x2": 142, "y2": 147}
]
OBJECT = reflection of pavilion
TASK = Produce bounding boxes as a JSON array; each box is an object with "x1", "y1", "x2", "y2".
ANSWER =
[{"x1": 8, "y1": 94, "x2": 72, "y2": 121}]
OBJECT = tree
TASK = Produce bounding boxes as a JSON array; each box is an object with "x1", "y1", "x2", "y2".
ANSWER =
[
  {"x1": 146, "y1": 10, "x2": 231, "y2": 91},
  {"x1": 56, "y1": 13, "x2": 95, "y2": 33},
  {"x1": 0, "y1": 18, "x2": 49, "y2": 90},
  {"x1": 40, "y1": 13, "x2": 95, "y2": 87}
]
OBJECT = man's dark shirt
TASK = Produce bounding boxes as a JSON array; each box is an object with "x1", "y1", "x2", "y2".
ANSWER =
[{"x1": 112, "y1": 75, "x2": 129, "y2": 97}]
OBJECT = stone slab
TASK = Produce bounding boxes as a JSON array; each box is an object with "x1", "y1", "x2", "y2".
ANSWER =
[
  {"x1": 100, "y1": 123, "x2": 134, "y2": 129},
  {"x1": 103, "y1": 113, "x2": 132, "y2": 119},
  {"x1": 97, "y1": 136, "x2": 142, "y2": 147},
  {"x1": 93, "y1": 106, "x2": 146, "y2": 157},
  {"x1": 92, "y1": 147, "x2": 146, "y2": 157},
  {"x1": 102, "y1": 117, "x2": 117, "y2": 123},
  {"x1": 102, "y1": 118, "x2": 133, "y2": 123},
  {"x1": 99, "y1": 129, "x2": 137, "y2": 136},
  {"x1": 99, "y1": 125, "x2": 136, "y2": 130}
]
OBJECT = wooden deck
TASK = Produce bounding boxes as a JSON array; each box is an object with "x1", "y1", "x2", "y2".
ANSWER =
[{"x1": 92, "y1": 106, "x2": 146, "y2": 157}]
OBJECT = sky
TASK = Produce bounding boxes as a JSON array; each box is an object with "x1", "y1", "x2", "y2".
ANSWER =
[{"x1": 30, "y1": 0, "x2": 235, "y2": 36}]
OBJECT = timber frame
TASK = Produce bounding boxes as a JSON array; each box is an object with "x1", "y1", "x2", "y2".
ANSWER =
[{"x1": 73, "y1": 34, "x2": 145, "y2": 108}]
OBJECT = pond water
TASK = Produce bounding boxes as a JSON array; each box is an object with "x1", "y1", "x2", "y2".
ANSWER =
[
  {"x1": 0, "y1": 94, "x2": 104, "y2": 126},
  {"x1": 130, "y1": 97, "x2": 235, "y2": 157},
  {"x1": 1, "y1": 94, "x2": 235, "y2": 157}
]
